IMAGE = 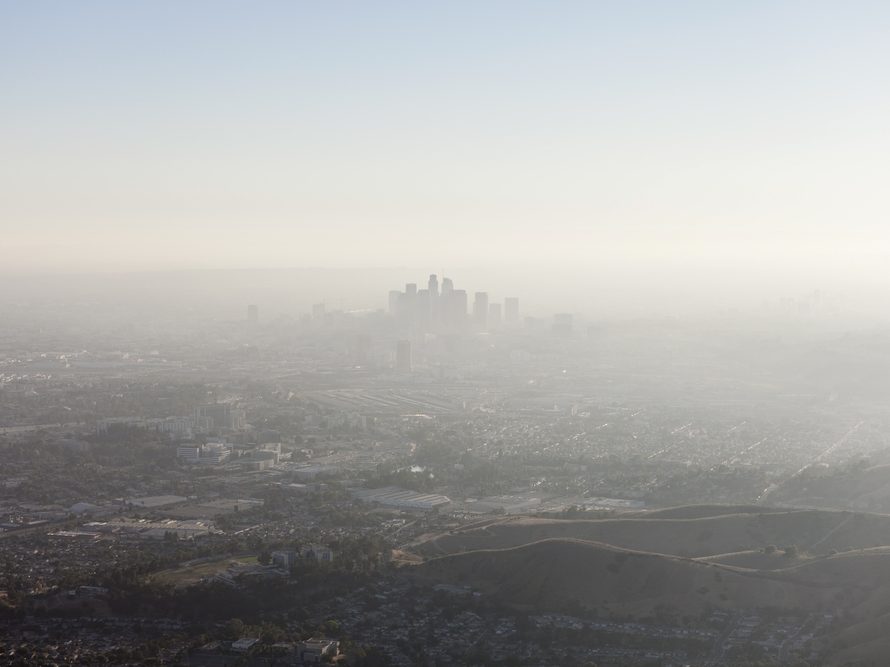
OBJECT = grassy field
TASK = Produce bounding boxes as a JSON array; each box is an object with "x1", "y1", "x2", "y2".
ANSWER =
[
  {"x1": 150, "y1": 555, "x2": 258, "y2": 587},
  {"x1": 414, "y1": 508, "x2": 890, "y2": 560}
]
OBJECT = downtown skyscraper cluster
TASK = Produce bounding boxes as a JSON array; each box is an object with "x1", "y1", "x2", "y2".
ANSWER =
[{"x1": 388, "y1": 274, "x2": 518, "y2": 334}]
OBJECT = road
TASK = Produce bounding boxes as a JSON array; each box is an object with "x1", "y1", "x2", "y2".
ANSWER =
[{"x1": 758, "y1": 421, "x2": 864, "y2": 503}]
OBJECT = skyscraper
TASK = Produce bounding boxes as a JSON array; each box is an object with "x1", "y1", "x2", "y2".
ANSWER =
[
  {"x1": 451, "y1": 289, "x2": 468, "y2": 329},
  {"x1": 383, "y1": 275, "x2": 513, "y2": 333},
  {"x1": 473, "y1": 292, "x2": 489, "y2": 330},
  {"x1": 247, "y1": 304, "x2": 259, "y2": 324},
  {"x1": 428, "y1": 274, "x2": 439, "y2": 328},
  {"x1": 416, "y1": 288, "x2": 431, "y2": 331}
]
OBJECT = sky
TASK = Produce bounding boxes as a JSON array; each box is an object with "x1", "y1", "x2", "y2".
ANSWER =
[{"x1": 3, "y1": 1, "x2": 890, "y2": 286}]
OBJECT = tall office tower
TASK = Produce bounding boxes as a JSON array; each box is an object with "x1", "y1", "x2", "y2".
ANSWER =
[
  {"x1": 312, "y1": 303, "x2": 326, "y2": 321},
  {"x1": 427, "y1": 274, "x2": 440, "y2": 327},
  {"x1": 395, "y1": 339, "x2": 412, "y2": 373},
  {"x1": 438, "y1": 276, "x2": 453, "y2": 330},
  {"x1": 488, "y1": 302, "x2": 502, "y2": 328},
  {"x1": 504, "y1": 297, "x2": 519, "y2": 323},
  {"x1": 388, "y1": 290, "x2": 402, "y2": 315},
  {"x1": 553, "y1": 312, "x2": 574, "y2": 336},
  {"x1": 416, "y1": 289, "x2": 431, "y2": 331},
  {"x1": 247, "y1": 304, "x2": 259, "y2": 324},
  {"x1": 473, "y1": 292, "x2": 489, "y2": 329},
  {"x1": 401, "y1": 283, "x2": 417, "y2": 328},
  {"x1": 451, "y1": 289, "x2": 468, "y2": 328}
]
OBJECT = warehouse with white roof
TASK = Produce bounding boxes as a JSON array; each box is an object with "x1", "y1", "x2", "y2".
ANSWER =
[{"x1": 351, "y1": 486, "x2": 451, "y2": 511}]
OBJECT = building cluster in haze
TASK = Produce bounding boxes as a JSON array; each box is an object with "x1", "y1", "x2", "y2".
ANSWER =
[
  {"x1": 388, "y1": 274, "x2": 519, "y2": 334},
  {"x1": 0, "y1": 269, "x2": 876, "y2": 666}
]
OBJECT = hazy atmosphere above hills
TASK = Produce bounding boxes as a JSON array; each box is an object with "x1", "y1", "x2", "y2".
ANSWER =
[
  {"x1": 6, "y1": 2, "x2": 890, "y2": 666},
  {"x1": 4, "y1": 1, "x2": 890, "y2": 287}
]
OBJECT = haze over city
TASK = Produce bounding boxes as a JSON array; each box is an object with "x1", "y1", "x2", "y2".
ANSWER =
[{"x1": 5, "y1": 2, "x2": 890, "y2": 666}]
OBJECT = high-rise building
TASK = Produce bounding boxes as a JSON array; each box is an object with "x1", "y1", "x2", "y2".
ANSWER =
[
  {"x1": 247, "y1": 304, "x2": 259, "y2": 324},
  {"x1": 473, "y1": 292, "x2": 489, "y2": 329},
  {"x1": 312, "y1": 303, "x2": 326, "y2": 321},
  {"x1": 395, "y1": 339, "x2": 412, "y2": 373},
  {"x1": 451, "y1": 289, "x2": 468, "y2": 328},
  {"x1": 384, "y1": 275, "x2": 515, "y2": 334},
  {"x1": 428, "y1": 274, "x2": 440, "y2": 327},
  {"x1": 416, "y1": 289, "x2": 431, "y2": 330},
  {"x1": 505, "y1": 297, "x2": 519, "y2": 323},
  {"x1": 402, "y1": 284, "x2": 417, "y2": 328}
]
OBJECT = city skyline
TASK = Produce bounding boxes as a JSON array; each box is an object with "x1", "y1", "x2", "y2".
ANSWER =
[{"x1": 7, "y1": 3, "x2": 890, "y2": 664}]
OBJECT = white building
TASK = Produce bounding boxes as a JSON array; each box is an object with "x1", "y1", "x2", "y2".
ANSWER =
[
  {"x1": 200, "y1": 442, "x2": 231, "y2": 464},
  {"x1": 177, "y1": 445, "x2": 201, "y2": 462},
  {"x1": 232, "y1": 638, "x2": 259, "y2": 652},
  {"x1": 351, "y1": 486, "x2": 451, "y2": 511},
  {"x1": 299, "y1": 638, "x2": 338, "y2": 664},
  {"x1": 178, "y1": 442, "x2": 232, "y2": 465}
]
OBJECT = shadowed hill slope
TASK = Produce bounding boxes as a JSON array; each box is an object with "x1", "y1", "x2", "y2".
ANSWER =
[
  {"x1": 409, "y1": 507, "x2": 890, "y2": 665},
  {"x1": 413, "y1": 538, "x2": 874, "y2": 617}
]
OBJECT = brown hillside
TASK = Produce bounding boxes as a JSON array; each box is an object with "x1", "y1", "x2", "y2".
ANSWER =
[
  {"x1": 413, "y1": 538, "x2": 862, "y2": 617},
  {"x1": 632, "y1": 504, "x2": 767, "y2": 519},
  {"x1": 415, "y1": 509, "x2": 890, "y2": 559}
]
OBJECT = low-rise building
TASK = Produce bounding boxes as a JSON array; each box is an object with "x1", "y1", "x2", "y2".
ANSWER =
[
  {"x1": 272, "y1": 549, "x2": 298, "y2": 570},
  {"x1": 177, "y1": 445, "x2": 201, "y2": 462},
  {"x1": 176, "y1": 442, "x2": 232, "y2": 465},
  {"x1": 352, "y1": 486, "x2": 451, "y2": 511},
  {"x1": 231, "y1": 637, "x2": 259, "y2": 652},
  {"x1": 301, "y1": 544, "x2": 335, "y2": 563},
  {"x1": 298, "y1": 638, "x2": 338, "y2": 664}
]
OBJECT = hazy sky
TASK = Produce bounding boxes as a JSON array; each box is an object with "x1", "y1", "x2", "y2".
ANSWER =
[{"x1": 3, "y1": 1, "x2": 890, "y2": 278}]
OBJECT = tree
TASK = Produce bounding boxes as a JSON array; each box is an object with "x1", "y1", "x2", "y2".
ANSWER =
[{"x1": 225, "y1": 618, "x2": 245, "y2": 639}]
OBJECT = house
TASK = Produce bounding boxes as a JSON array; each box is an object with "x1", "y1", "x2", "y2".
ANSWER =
[
  {"x1": 298, "y1": 638, "x2": 338, "y2": 664},
  {"x1": 301, "y1": 544, "x2": 334, "y2": 563},
  {"x1": 272, "y1": 549, "x2": 298, "y2": 570},
  {"x1": 231, "y1": 637, "x2": 259, "y2": 652}
]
